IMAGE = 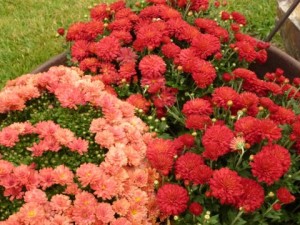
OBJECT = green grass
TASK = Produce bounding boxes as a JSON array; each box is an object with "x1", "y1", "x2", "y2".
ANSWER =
[{"x1": 0, "y1": 0, "x2": 282, "y2": 88}]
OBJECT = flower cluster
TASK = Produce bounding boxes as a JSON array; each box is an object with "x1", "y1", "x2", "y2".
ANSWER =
[{"x1": 0, "y1": 66, "x2": 159, "y2": 224}]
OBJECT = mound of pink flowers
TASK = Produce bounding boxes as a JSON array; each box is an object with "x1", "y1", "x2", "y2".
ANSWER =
[{"x1": 0, "y1": 66, "x2": 160, "y2": 224}]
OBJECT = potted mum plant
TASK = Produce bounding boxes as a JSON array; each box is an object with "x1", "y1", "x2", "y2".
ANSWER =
[{"x1": 1, "y1": 0, "x2": 300, "y2": 224}]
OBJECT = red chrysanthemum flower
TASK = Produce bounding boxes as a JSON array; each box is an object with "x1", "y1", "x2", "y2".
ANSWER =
[
  {"x1": 276, "y1": 187, "x2": 295, "y2": 204},
  {"x1": 173, "y1": 134, "x2": 195, "y2": 155},
  {"x1": 250, "y1": 145, "x2": 290, "y2": 185},
  {"x1": 161, "y1": 43, "x2": 181, "y2": 59},
  {"x1": 134, "y1": 22, "x2": 165, "y2": 50},
  {"x1": 146, "y1": 138, "x2": 176, "y2": 175},
  {"x1": 90, "y1": 36, "x2": 121, "y2": 62},
  {"x1": 110, "y1": 30, "x2": 133, "y2": 45},
  {"x1": 185, "y1": 115, "x2": 212, "y2": 131},
  {"x1": 152, "y1": 87, "x2": 178, "y2": 108},
  {"x1": 66, "y1": 21, "x2": 104, "y2": 41},
  {"x1": 157, "y1": 183, "x2": 189, "y2": 216},
  {"x1": 231, "y1": 11, "x2": 247, "y2": 25},
  {"x1": 175, "y1": 48, "x2": 198, "y2": 73},
  {"x1": 191, "y1": 34, "x2": 221, "y2": 59},
  {"x1": 256, "y1": 49, "x2": 268, "y2": 63},
  {"x1": 259, "y1": 97, "x2": 278, "y2": 112},
  {"x1": 212, "y1": 86, "x2": 240, "y2": 109},
  {"x1": 141, "y1": 77, "x2": 166, "y2": 94},
  {"x1": 71, "y1": 40, "x2": 90, "y2": 61},
  {"x1": 259, "y1": 119, "x2": 282, "y2": 143},
  {"x1": 98, "y1": 63, "x2": 119, "y2": 85},
  {"x1": 202, "y1": 125, "x2": 235, "y2": 160},
  {"x1": 139, "y1": 55, "x2": 166, "y2": 78},
  {"x1": 190, "y1": 0, "x2": 209, "y2": 11},
  {"x1": 269, "y1": 106, "x2": 296, "y2": 125},
  {"x1": 182, "y1": 98, "x2": 213, "y2": 117},
  {"x1": 235, "y1": 178, "x2": 265, "y2": 212},
  {"x1": 221, "y1": 11, "x2": 231, "y2": 20},
  {"x1": 126, "y1": 93, "x2": 151, "y2": 113},
  {"x1": 234, "y1": 116, "x2": 259, "y2": 145},
  {"x1": 108, "y1": 18, "x2": 132, "y2": 32},
  {"x1": 191, "y1": 59, "x2": 216, "y2": 88},
  {"x1": 232, "y1": 68, "x2": 258, "y2": 81},
  {"x1": 194, "y1": 18, "x2": 218, "y2": 31},
  {"x1": 110, "y1": 0, "x2": 126, "y2": 12},
  {"x1": 234, "y1": 41, "x2": 257, "y2": 63},
  {"x1": 264, "y1": 82, "x2": 283, "y2": 95},
  {"x1": 189, "y1": 202, "x2": 203, "y2": 216},
  {"x1": 116, "y1": 47, "x2": 137, "y2": 64},
  {"x1": 79, "y1": 58, "x2": 101, "y2": 73},
  {"x1": 209, "y1": 168, "x2": 244, "y2": 205},
  {"x1": 90, "y1": 3, "x2": 110, "y2": 21},
  {"x1": 118, "y1": 62, "x2": 136, "y2": 82},
  {"x1": 175, "y1": 152, "x2": 212, "y2": 185},
  {"x1": 239, "y1": 92, "x2": 259, "y2": 116}
]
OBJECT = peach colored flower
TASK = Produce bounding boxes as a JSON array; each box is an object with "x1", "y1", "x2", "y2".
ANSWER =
[
  {"x1": 113, "y1": 198, "x2": 131, "y2": 216},
  {"x1": 95, "y1": 203, "x2": 115, "y2": 223},
  {"x1": 105, "y1": 143, "x2": 128, "y2": 167},
  {"x1": 54, "y1": 128, "x2": 75, "y2": 146},
  {"x1": 49, "y1": 214, "x2": 73, "y2": 225},
  {"x1": 92, "y1": 175, "x2": 119, "y2": 200},
  {"x1": 53, "y1": 165, "x2": 74, "y2": 185},
  {"x1": 50, "y1": 194, "x2": 72, "y2": 213},
  {"x1": 0, "y1": 127, "x2": 20, "y2": 147},
  {"x1": 38, "y1": 167, "x2": 55, "y2": 190},
  {"x1": 95, "y1": 130, "x2": 115, "y2": 148},
  {"x1": 67, "y1": 138, "x2": 89, "y2": 155},
  {"x1": 89, "y1": 118, "x2": 107, "y2": 133},
  {"x1": 24, "y1": 189, "x2": 48, "y2": 205},
  {"x1": 19, "y1": 202, "x2": 46, "y2": 225},
  {"x1": 111, "y1": 217, "x2": 132, "y2": 225},
  {"x1": 76, "y1": 163, "x2": 100, "y2": 187}
]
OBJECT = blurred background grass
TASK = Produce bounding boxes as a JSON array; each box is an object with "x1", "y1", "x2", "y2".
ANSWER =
[{"x1": 0, "y1": 0, "x2": 282, "y2": 88}]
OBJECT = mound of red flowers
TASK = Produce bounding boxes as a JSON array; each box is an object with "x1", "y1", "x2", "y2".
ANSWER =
[{"x1": 63, "y1": 0, "x2": 299, "y2": 224}]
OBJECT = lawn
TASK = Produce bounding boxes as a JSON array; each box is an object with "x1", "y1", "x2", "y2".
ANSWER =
[{"x1": 0, "y1": 0, "x2": 282, "y2": 88}]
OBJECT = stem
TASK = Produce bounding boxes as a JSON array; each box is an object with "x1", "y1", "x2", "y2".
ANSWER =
[
  {"x1": 230, "y1": 210, "x2": 244, "y2": 225},
  {"x1": 236, "y1": 147, "x2": 245, "y2": 168},
  {"x1": 263, "y1": 200, "x2": 279, "y2": 217},
  {"x1": 167, "y1": 218, "x2": 171, "y2": 225}
]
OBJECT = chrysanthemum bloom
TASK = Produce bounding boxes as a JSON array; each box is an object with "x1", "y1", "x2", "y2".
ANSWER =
[
  {"x1": 239, "y1": 92, "x2": 259, "y2": 116},
  {"x1": 191, "y1": 59, "x2": 216, "y2": 88},
  {"x1": 202, "y1": 125, "x2": 235, "y2": 160},
  {"x1": 89, "y1": 36, "x2": 121, "y2": 62},
  {"x1": 50, "y1": 194, "x2": 72, "y2": 213},
  {"x1": 24, "y1": 189, "x2": 48, "y2": 205},
  {"x1": 152, "y1": 87, "x2": 178, "y2": 108},
  {"x1": 175, "y1": 152, "x2": 212, "y2": 184},
  {"x1": 276, "y1": 187, "x2": 295, "y2": 204},
  {"x1": 269, "y1": 106, "x2": 296, "y2": 125},
  {"x1": 126, "y1": 94, "x2": 151, "y2": 113},
  {"x1": 230, "y1": 136, "x2": 246, "y2": 151},
  {"x1": 185, "y1": 115, "x2": 212, "y2": 131},
  {"x1": 116, "y1": 47, "x2": 137, "y2": 64},
  {"x1": 111, "y1": 217, "x2": 132, "y2": 225},
  {"x1": 146, "y1": 138, "x2": 176, "y2": 175},
  {"x1": 76, "y1": 163, "x2": 100, "y2": 187},
  {"x1": 38, "y1": 167, "x2": 55, "y2": 190},
  {"x1": 182, "y1": 98, "x2": 213, "y2": 118},
  {"x1": 19, "y1": 202, "x2": 46, "y2": 225},
  {"x1": 71, "y1": 40, "x2": 90, "y2": 61},
  {"x1": 235, "y1": 178, "x2": 264, "y2": 212},
  {"x1": 66, "y1": 21, "x2": 104, "y2": 41},
  {"x1": 173, "y1": 134, "x2": 195, "y2": 154},
  {"x1": 250, "y1": 145, "x2": 290, "y2": 185},
  {"x1": 161, "y1": 43, "x2": 181, "y2": 59},
  {"x1": 95, "y1": 203, "x2": 115, "y2": 224},
  {"x1": 79, "y1": 57, "x2": 101, "y2": 73},
  {"x1": 90, "y1": 3, "x2": 110, "y2": 21},
  {"x1": 231, "y1": 11, "x2": 247, "y2": 25},
  {"x1": 67, "y1": 138, "x2": 89, "y2": 155},
  {"x1": 53, "y1": 165, "x2": 74, "y2": 186},
  {"x1": 234, "y1": 41, "x2": 257, "y2": 63},
  {"x1": 0, "y1": 127, "x2": 20, "y2": 147},
  {"x1": 189, "y1": 202, "x2": 203, "y2": 216},
  {"x1": 209, "y1": 168, "x2": 244, "y2": 205},
  {"x1": 212, "y1": 86, "x2": 240, "y2": 109},
  {"x1": 139, "y1": 55, "x2": 166, "y2": 78},
  {"x1": 108, "y1": 18, "x2": 133, "y2": 32},
  {"x1": 191, "y1": 33, "x2": 221, "y2": 59},
  {"x1": 259, "y1": 119, "x2": 282, "y2": 143},
  {"x1": 157, "y1": 183, "x2": 189, "y2": 216}
]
